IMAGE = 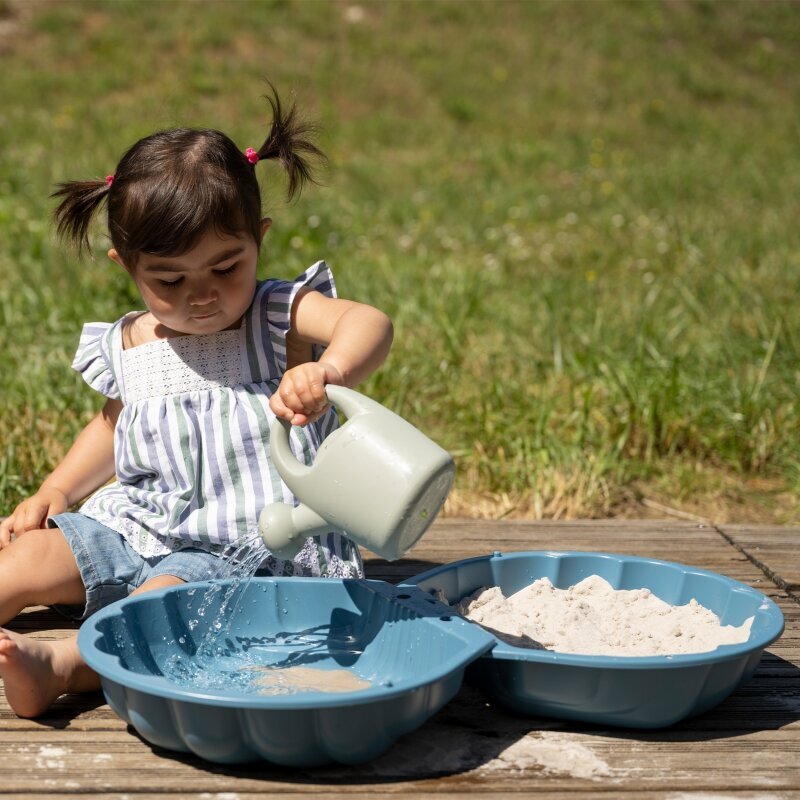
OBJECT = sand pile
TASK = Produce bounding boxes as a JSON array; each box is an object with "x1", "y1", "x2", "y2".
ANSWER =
[{"x1": 456, "y1": 575, "x2": 753, "y2": 656}]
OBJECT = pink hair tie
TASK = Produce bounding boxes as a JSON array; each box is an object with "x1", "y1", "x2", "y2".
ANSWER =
[
  {"x1": 244, "y1": 147, "x2": 260, "y2": 165},
  {"x1": 105, "y1": 174, "x2": 115, "y2": 187}
]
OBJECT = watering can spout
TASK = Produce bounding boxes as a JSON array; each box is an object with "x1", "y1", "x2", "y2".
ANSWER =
[
  {"x1": 258, "y1": 502, "x2": 332, "y2": 561},
  {"x1": 258, "y1": 386, "x2": 455, "y2": 562}
]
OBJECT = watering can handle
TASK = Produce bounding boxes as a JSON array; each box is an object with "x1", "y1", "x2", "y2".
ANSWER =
[{"x1": 269, "y1": 385, "x2": 384, "y2": 481}]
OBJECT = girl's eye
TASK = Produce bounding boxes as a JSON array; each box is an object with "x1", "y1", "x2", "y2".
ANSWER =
[
  {"x1": 214, "y1": 264, "x2": 238, "y2": 277},
  {"x1": 159, "y1": 277, "x2": 184, "y2": 289}
]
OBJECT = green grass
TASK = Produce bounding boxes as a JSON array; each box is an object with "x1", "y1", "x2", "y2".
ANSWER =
[{"x1": 1, "y1": 0, "x2": 799, "y2": 522}]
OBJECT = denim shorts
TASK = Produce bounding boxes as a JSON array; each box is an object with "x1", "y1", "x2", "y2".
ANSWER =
[{"x1": 48, "y1": 512, "x2": 239, "y2": 621}]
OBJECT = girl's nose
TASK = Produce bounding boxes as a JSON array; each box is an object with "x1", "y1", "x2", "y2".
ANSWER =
[{"x1": 188, "y1": 286, "x2": 217, "y2": 306}]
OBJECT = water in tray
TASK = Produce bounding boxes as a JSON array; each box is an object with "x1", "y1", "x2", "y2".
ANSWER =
[{"x1": 159, "y1": 533, "x2": 369, "y2": 696}]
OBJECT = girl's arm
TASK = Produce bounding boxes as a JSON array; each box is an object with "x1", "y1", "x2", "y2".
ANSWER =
[
  {"x1": 270, "y1": 289, "x2": 393, "y2": 426},
  {"x1": 0, "y1": 398, "x2": 121, "y2": 544}
]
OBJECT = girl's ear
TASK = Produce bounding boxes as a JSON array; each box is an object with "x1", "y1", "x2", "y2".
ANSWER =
[
  {"x1": 108, "y1": 248, "x2": 132, "y2": 274},
  {"x1": 259, "y1": 218, "x2": 272, "y2": 242}
]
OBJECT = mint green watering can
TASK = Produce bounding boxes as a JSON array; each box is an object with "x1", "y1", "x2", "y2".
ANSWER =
[{"x1": 258, "y1": 385, "x2": 455, "y2": 562}]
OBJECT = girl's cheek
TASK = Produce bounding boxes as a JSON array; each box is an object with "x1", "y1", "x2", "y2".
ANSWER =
[{"x1": 141, "y1": 288, "x2": 177, "y2": 318}]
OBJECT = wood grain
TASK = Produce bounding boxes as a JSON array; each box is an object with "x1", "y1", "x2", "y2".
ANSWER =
[
  {"x1": 1, "y1": 518, "x2": 797, "y2": 797},
  {"x1": 718, "y1": 522, "x2": 800, "y2": 594}
]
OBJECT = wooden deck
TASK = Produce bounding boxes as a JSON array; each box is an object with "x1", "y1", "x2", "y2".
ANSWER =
[{"x1": 2, "y1": 518, "x2": 799, "y2": 799}]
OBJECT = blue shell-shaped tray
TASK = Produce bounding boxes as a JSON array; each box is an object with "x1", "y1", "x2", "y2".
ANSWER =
[
  {"x1": 77, "y1": 578, "x2": 494, "y2": 765},
  {"x1": 401, "y1": 551, "x2": 785, "y2": 729}
]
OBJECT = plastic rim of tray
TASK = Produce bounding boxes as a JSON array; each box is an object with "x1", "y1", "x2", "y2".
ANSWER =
[
  {"x1": 400, "y1": 550, "x2": 785, "y2": 729},
  {"x1": 77, "y1": 577, "x2": 495, "y2": 766}
]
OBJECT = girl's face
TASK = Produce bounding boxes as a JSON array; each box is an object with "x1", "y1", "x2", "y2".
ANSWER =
[{"x1": 109, "y1": 221, "x2": 270, "y2": 336}]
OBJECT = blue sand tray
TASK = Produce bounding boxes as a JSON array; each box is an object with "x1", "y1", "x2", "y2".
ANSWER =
[
  {"x1": 77, "y1": 577, "x2": 495, "y2": 766},
  {"x1": 401, "y1": 550, "x2": 785, "y2": 729}
]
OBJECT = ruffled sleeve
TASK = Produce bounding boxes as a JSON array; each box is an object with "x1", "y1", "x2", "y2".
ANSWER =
[
  {"x1": 71, "y1": 322, "x2": 120, "y2": 399},
  {"x1": 256, "y1": 261, "x2": 338, "y2": 376}
]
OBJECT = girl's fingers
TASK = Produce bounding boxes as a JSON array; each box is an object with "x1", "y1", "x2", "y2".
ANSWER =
[
  {"x1": 285, "y1": 377, "x2": 316, "y2": 414},
  {"x1": 22, "y1": 502, "x2": 47, "y2": 533},
  {"x1": 0, "y1": 512, "x2": 24, "y2": 545},
  {"x1": 273, "y1": 364, "x2": 338, "y2": 425},
  {"x1": 22, "y1": 510, "x2": 38, "y2": 532},
  {"x1": 279, "y1": 384, "x2": 302, "y2": 416},
  {"x1": 282, "y1": 380, "x2": 326, "y2": 417},
  {"x1": 299, "y1": 376, "x2": 327, "y2": 411},
  {"x1": 0, "y1": 517, "x2": 13, "y2": 548},
  {"x1": 269, "y1": 388, "x2": 296, "y2": 422}
]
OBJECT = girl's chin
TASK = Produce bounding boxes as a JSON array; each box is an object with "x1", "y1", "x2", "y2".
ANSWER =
[
  {"x1": 152, "y1": 316, "x2": 227, "y2": 337},
  {"x1": 151, "y1": 309, "x2": 245, "y2": 336},
  {"x1": 190, "y1": 313, "x2": 244, "y2": 333}
]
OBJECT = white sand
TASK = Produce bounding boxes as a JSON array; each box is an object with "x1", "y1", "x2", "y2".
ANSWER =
[{"x1": 456, "y1": 575, "x2": 753, "y2": 656}]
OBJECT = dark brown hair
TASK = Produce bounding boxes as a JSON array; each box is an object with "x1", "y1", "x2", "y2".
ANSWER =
[{"x1": 53, "y1": 87, "x2": 325, "y2": 265}]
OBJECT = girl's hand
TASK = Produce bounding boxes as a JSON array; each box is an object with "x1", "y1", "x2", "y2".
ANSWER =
[
  {"x1": 270, "y1": 362, "x2": 344, "y2": 427},
  {"x1": 0, "y1": 487, "x2": 69, "y2": 548}
]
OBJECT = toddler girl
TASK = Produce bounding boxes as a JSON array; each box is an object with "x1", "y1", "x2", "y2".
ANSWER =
[{"x1": 0, "y1": 88, "x2": 393, "y2": 717}]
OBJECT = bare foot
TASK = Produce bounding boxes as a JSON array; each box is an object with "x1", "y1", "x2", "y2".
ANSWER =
[{"x1": 0, "y1": 628, "x2": 97, "y2": 718}]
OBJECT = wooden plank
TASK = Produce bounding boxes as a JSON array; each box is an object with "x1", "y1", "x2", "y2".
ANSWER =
[
  {"x1": 1, "y1": 688, "x2": 799, "y2": 792},
  {"x1": 1, "y1": 705, "x2": 799, "y2": 795},
  {"x1": 717, "y1": 523, "x2": 800, "y2": 593},
  {"x1": 3, "y1": 795, "x2": 800, "y2": 800},
  {"x1": 0, "y1": 519, "x2": 798, "y2": 797},
  {"x1": 363, "y1": 518, "x2": 771, "y2": 588}
]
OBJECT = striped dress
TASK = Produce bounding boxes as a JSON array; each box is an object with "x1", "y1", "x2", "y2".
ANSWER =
[{"x1": 73, "y1": 262, "x2": 363, "y2": 578}]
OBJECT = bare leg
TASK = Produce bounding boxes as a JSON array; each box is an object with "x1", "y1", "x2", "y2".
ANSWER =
[
  {"x1": 0, "y1": 528, "x2": 86, "y2": 624},
  {"x1": 0, "y1": 574, "x2": 186, "y2": 718}
]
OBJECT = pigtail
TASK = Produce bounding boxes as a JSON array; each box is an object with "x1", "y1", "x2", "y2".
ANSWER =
[
  {"x1": 51, "y1": 179, "x2": 110, "y2": 253},
  {"x1": 255, "y1": 85, "x2": 326, "y2": 201}
]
